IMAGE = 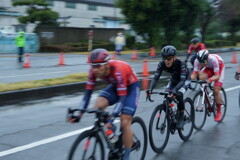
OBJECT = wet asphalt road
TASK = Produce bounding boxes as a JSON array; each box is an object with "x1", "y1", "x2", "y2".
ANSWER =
[{"x1": 0, "y1": 52, "x2": 240, "y2": 160}]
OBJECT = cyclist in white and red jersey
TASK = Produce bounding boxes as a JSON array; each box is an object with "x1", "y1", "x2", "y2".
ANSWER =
[
  {"x1": 68, "y1": 48, "x2": 140, "y2": 160},
  {"x1": 191, "y1": 49, "x2": 225, "y2": 122}
]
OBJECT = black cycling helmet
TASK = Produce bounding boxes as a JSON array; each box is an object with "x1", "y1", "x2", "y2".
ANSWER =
[
  {"x1": 191, "y1": 38, "x2": 200, "y2": 44},
  {"x1": 161, "y1": 45, "x2": 177, "y2": 58},
  {"x1": 90, "y1": 48, "x2": 111, "y2": 64},
  {"x1": 196, "y1": 49, "x2": 209, "y2": 63}
]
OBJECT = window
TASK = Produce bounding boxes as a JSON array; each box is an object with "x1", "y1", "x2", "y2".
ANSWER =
[
  {"x1": 65, "y1": 2, "x2": 76, "y2": 9},
  {"x1": 88, "y1": 5, "x2": 97, "y2": 11}
]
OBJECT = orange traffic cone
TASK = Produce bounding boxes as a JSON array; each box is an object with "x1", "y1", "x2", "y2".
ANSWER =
[
  {"x1": 23, "y1": 54, "x2": 31, "y2": 68},
  {"x1": 141, "y1": 78, "x2": 149, "y2": 90},
  {"x1": 150, "y1": 47, "x2": 155, "y2": 57},
  {"x1": 141, "y1": 59, "x2": 150, "y2": 77},
  {"x1": 131, "y1": 49, "x2": 137, "y2": 60},
  {"x1": 58, "y1": 52, "x2": 65, "y2": 65},
  {"x1": 231, "y1": 52, "x2": 237, "y2": 64}
]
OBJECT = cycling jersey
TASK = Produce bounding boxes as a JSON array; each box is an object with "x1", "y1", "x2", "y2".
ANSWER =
[
  {"x1": 81, "y1": 60, "x2": 139, "y2": 117},
  {"x1": 150, "y1": 59, "x2": 190, "y2": 93},
  {"x1": 187, "y1": 43, "x2": 206, "y2": 54},
  {"x1": 86, "y1": 60, "x2": 138, "y2": 96},
  {"x1": 193, "y1": 54, "x2": 225, "y2": 87}
]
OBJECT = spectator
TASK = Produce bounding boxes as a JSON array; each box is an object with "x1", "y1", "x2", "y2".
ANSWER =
[
  {"x1": 115, "y1": 32, "x2": 125, "y2": 55},
  {"x1": 15, "y1": 31, "x2": 26, "y2": 62}
]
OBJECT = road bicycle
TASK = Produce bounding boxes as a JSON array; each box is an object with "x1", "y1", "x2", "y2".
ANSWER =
[
  {"x1": 146, "y1": 91, "x2": 194, "y2": 154},
  {"x1": 67, "y1": 108, "x2": 147, "y2": 160},
  {"x1": 191, "y1": 80, "x2": 227, "y2": 130}
]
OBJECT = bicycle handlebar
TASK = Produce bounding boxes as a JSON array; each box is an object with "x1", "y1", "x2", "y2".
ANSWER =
[
  {"x1": 191, "y1": 80, "x2": 208, "y2": 84},
  {"x1": 146, "y1": 92, "x2": 178, "y2": 103}
]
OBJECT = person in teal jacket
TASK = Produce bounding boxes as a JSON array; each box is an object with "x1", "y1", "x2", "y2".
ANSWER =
[{"x1": 15, "y1": 31, "x2": 26, "y2": 62}]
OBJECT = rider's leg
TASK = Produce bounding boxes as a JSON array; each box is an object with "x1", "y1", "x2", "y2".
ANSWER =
[
  {"x1": 176, "y1": 90, "x2": 185, "y2": 129},
  {"x1": 214, "y1": 83, "x2": 223, "y2": 122},
  {"x1": 93, "y1": 96, "x2": 109, "y2": 109},
  {"x1": 121, "y1": 114, "x2": 133, "y2": 160}
]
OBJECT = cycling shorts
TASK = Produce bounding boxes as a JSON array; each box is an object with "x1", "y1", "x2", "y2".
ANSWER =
[
  {"x1": 99, "y1": 81, "x2": 140, "y2": 116},
  {"x1": 201, "y1": 64, "x2": 225, "y2": 87}
]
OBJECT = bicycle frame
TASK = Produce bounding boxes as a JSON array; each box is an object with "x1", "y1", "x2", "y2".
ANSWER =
[
  {"x1": 147, "y1": 92, "x2": 178, "y2": 131},
  {"x1": 195, "y1": 82, "x2": 214, "y2": 114},
  {"x1": 67, "y1": 108, "x2": 144, "y2": 160}
]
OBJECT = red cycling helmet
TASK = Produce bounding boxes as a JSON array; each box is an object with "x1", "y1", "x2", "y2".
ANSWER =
[{"x1": 90, "y1": 48, "x2": 111, "y2": 64}]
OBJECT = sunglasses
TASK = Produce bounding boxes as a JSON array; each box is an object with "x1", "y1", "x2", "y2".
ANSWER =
[
  {"x1": 163, "y1": 56, "x2": 174, "y2": 61},
  {"x1": 91, "y1": 62, "x2": 107, "y2": 68},
  {"x1": 199, "y1": 60, "x2": 207, "y2": 64}
]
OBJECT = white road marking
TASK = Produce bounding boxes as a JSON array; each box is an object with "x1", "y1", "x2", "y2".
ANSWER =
[
  {"x1": 0, "y1": 120, "x2": 120, "y2": 157},
  {"x1": 0, "y1": 71, "x2": 69, "y2": 79},
  {"x1": 0, "y1": 85, "x2": 239, "y2": 157},
  {"x1": 225, "y1": 85, "x2": 240, "y2": 92}
]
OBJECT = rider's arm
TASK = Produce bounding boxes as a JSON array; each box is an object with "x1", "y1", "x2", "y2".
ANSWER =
[
  {"x1": 172, "y1": 63, "x2": 188, "y2": 93},
  {"x1": 191, "y1": 59, "x2": 199, "y2": 80},
  {"x1": 187, "y1": 45, "x2": 193, "y2": 54},
  {"x1": 149, "y1": 62, "x2": 164, "y2": 91},
  {"x1": 79, "y1": 89, "x2": 93, "y2": 110},
  {"x1": 80, "y1": 69, "x2": 96, "y2": 110}
]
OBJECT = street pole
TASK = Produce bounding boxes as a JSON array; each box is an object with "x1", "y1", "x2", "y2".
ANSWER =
[{"x1": 87, "y1": 28, "x2": 93, "y2": 63}]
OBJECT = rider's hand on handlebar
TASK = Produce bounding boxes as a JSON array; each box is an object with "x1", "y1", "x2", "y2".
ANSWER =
[
  {"x1": 68, "y1": 112, "x2": 83, "y2": 123},
  {"x1": 207, "y1": 78, "x2": 213, "y2": 84},
  {"x1": 235, "y1": 72, "x2": 240, "y2": 80}
]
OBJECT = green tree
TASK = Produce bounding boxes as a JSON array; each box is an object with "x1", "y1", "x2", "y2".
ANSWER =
[
  {"x1": 12, "y1": 0, "x2": 59, "y2": 26},
  {"x1": 218, "y1": 0, "x2": 240, "y2": 42},
  {"x1": 117, "y1": 0, "x2": 203, "y2": 48}
]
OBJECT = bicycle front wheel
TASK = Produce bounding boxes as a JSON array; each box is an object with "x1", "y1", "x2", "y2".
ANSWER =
[
  {"x1": 192, "y1": 91, "x2": 207, "y2": 130},
  {"x1": 68, "y1": 130, "x2": 104, "y2": 160},
  {"x1": 178, "y1": 97, "x2": 194, "y2": 141},
  {"x1": 130, "y1": 116, "x2": 148, "y2": 160},
  {"x1": 213, "y1": 87, "x2": 227, "y2": 122},
  {"x1": 149, "y1": 104, "x2": 170, "y2": 154}
]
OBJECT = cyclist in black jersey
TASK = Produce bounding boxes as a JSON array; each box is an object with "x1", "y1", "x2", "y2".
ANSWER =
[{"x1": 146, "y1": 45, "x2": 191, "y2": 128}]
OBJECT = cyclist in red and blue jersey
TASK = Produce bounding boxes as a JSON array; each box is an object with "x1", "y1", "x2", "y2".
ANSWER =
[
  {"x1": 69, "y1": 48, "x2": 140, "y2": 160},
  {"x1": 191, "y1": 49, "x2": 225, "y2": 122},
  {"x1": 185, "y1": 38, "x2": 206, "y2": 66},
  {"x1": 147, "y1": 45, "x2": 191, "y2": 129}
]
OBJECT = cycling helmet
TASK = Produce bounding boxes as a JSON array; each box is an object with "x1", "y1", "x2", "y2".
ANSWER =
[
  {"x1": 191, "y1": 38, "x2": 200, "y2": 44},
  {"x1": 90, "y1": 48, "x2": 111, "y2": 63},
  {"x1": 161, "y1": 45, "x2": 177, "y2": 57},
  {"x1": 196, "y1": 49, "x2": 209, "y2": 63}
]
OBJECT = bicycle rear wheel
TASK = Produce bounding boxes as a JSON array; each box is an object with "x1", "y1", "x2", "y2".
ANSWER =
[
  {"x1": 149, "y1": 104, "x2": 170, "y2": 154},
  {"x1": 130, "y1": 116, "x2": 148, "y2": 160},
  {"x1": 213, "y1": 87, "x2": 227, "y2": 122},
  {"x1": 178, "y1": 98, "x2": 194, "y2": 141},
  {"x1": 192, "y1": 91, "x2": 207, "y2": 130},
  {"x1": 68, "y1": 130, "x2": 104, "y2": 160}
]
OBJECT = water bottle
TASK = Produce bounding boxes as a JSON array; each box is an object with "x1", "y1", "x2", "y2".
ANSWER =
[{"x1": 105, "y1": 124, "x2": 118, "y2": 144}]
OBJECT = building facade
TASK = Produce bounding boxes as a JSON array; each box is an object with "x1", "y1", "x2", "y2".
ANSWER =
[{"x1": 0, "y1": 0, "x2": 128, "y2": 33}]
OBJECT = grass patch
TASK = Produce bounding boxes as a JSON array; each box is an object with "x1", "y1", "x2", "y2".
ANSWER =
[{"x1": 0, "y1": 73, "x2": 89, "y2": 92}]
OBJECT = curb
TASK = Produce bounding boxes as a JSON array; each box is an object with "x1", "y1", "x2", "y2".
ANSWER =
[{"x1": 0, "y1": 81, "x2": 106, "y2": 107}]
